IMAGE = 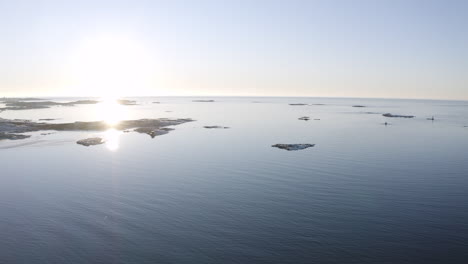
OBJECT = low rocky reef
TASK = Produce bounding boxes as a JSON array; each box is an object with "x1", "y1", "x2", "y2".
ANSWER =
[
  {"x1": 383, "y1": 113, "x2": 415, "y2": 118},
  {"x1": 272, "y1": 144, "x2": 315, "y2": 151},
  {"x1": 204, "y1": 126, "x2": 229, "y2": 129},
  {"x1": 0, "y1": 99, "x2": 99, "y2": 111},
  {"x1": 193, "y1": 100, "x2": 215, "y2": 102},
  {"x1": 0, "y1": 118, "x2": 193, "y2": 143}
]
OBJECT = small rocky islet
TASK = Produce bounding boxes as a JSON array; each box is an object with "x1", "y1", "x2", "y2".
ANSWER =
[
  {"x1": 272, "y1": 144, "x2": 315, "y2": 151},
  {"x1": 77, "y1": 137, "x2": 106, "y2": 147},
  {"x1": 383, "y1": 113, "x2": 415, "y2": 118}
]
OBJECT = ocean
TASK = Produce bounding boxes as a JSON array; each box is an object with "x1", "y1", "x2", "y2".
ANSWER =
[{"x1": 1, "y1": 97, "x2": 467, "y2": 263}]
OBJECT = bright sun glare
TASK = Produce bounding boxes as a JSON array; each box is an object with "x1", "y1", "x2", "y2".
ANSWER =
[
  {"x1": 71, "y1": 34, "x2": 152, "y2": 97},
  {"x1": 97, "y1": 97, "x2": 126, "y2": 126}
]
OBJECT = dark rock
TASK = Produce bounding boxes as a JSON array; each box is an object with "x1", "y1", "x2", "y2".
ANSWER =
[
  {"x1": 298, "y1": 116, "x2": 310, "y2": 121},
  {"x1": 204, "y1": 126, "x2": 229, "y2": 129},
  {"x1": 383, "y1": 113, "x2": 415, "y2": 118},
  {"x1": 272, "y1": 144, "x2": 315, "y2": 151}
]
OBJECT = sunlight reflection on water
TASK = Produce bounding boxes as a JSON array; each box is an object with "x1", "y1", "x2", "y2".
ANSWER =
[{"x1": 104, "y1": 128, "x2": 120, "y2": 151}]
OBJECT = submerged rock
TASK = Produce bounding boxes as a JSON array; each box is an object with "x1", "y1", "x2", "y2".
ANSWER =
[
  {"x1": 272, "y1": 144, "x2": 315, "y2": 151},
  {"x1": 298, "y1": 116, "x2": 310, "y2": 121},
  {"x1": 203, "y1": 126, "x2": 229, "y2": 129},
  {"x1": 77, "y1": 137, "x2": 105, "y2": 146},
  {"x1": 383, "y1": 113, "x2": 415, "y2": 118},
  {"x1": 289, "y1": 103, "x2": 307, "y2": 106}
]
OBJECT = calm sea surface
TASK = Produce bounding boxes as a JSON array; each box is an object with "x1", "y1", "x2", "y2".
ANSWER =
[{"x1": 1, "y1": 97, "x2": 468, "y2": 263}]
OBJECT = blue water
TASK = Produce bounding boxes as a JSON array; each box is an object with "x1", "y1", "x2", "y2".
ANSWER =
[{"x1": 1, "y1": 97, "x2": 468, "y2": 263}]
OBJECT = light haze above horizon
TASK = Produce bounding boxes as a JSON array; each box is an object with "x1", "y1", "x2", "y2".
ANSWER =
[{"x1": 0, "y1": 0, "x2": 467, "y2": 100}]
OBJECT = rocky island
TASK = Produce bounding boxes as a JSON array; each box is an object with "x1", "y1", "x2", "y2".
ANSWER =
[
  {"x1": 0, "y1": 99, "x2": 99, "y2": 111},
  {"x1": 0, "y1": 118, "x2": 193, "y2": 143}
]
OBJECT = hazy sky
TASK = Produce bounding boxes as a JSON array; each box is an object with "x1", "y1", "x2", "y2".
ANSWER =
[{"x1": 0, "y1": 0, "x2": 467, "y2": 99}]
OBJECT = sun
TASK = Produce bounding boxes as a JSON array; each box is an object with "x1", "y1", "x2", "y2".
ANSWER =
[{"x1": 70, "y1": 34, "x2": 152, "y2": 97}]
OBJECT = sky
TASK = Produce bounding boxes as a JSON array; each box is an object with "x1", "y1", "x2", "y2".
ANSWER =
[{"x1": 0, "y1": 0, "x2": 467, "y2": 99}]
